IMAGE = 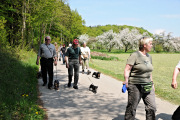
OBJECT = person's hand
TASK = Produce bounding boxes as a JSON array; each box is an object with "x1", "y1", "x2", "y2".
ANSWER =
[
  {"x1": 123, "y1": 81, "x2": 128, "y2": 88},
  {"x1": 54, "y1": 60, "x2": 57, "y2": 66},
  {"x1": 66, "y1": 63, "x2": 69, "y2": 68},
  {"x1": 171, "y1": 81, "x2": 178, "y2": 89},
  {"x1": 36, "y1": 60, "x2": 39, "y2": 65},
  {"x1": 79, "y1": 61, "x2": 82, "y2": 65}
]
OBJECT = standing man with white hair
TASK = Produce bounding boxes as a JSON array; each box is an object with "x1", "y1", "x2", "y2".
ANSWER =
[
  {"x1": 80, "y1": 41, "x2": 91, "y2": 74},
  {"x1": 36, "y1": 36, "x2": 57, "y2": 90}
]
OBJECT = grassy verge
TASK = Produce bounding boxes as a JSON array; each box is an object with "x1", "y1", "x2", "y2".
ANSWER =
[
  {"x1": 89, "y1": 52, "x2": 180, "y2": 105},
  {"x1": 0, "y1": 47, "x2": 45, "y2": 119}
]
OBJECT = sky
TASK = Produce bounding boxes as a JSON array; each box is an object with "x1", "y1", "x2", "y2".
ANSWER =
[{"x1": 68, "y1": 0, "x2": 180, "y2": 37}]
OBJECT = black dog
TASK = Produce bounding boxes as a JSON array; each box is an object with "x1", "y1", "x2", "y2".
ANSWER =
[
  {"x1": 87, "y1": 70, "x2": 91, "y2": 75},
  {"x1": 92, "y1": 72, "x2": 101, "y2": 79},
  {"x1": 54, "y1": 80, "x2": 59, "y2": 90},
  {"x1": 89, "y1": 84, "x2": 98, "y2": 94},
  {"x1": 36, "y1": 71, "x2": 42, "y2": 79}
]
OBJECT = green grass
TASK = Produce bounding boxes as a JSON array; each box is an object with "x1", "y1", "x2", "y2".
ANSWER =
[
  {"x1": 90, "y1": 52, "x2": 180, "y2": 105},
  {"x1": 0, "y1": 48, "x2": 45, "y2": 119}
]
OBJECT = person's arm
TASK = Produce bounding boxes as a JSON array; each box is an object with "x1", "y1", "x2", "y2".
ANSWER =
[
  {"x1": 65, "y1": 56, "x2": 69, "y2": 68},
  {"x1": 36, "y1": 45, "x2": 41, "y2": 65},
  {"x1": 123, "y1": 64, "x2": 133, "y2": 88},
  {"x1": 88, "y1": 47, "x2": 91, "y2": 59},
  {"x1": 79, "y1": 47, "x2": 82, "y2": 64},
  {"x1": 171, "y1": 67, "x2": 180, "y2": 89},
  {"x1": 53, "y1": 46, "x2": 57, "y2": 66},
  {"x1": 36, "y1": 56, "x2": 40, "y2": 65}
]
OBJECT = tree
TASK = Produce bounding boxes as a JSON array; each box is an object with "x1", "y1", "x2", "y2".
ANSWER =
[
  {"x1": 78, "y1": 34, "x2": 89, "y2": 44},
  {"x1": 96, "y1": 30, "x2": 118, "y2": 52},
  {"x1": 119, "y1": 28, "x2": 143, "y2": 52}
]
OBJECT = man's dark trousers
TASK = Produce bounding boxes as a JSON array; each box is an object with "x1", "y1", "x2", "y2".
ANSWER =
[
  {"x1": 68, "y1": 59, "x2": 79, "y2": 86},
  {"x1": 40, "y1": 57, "x2": 54, "y2": 88}
]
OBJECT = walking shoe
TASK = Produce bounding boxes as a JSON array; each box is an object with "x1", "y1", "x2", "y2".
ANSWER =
[
  {"x1": 42, "y1": 83, "x2": 47, "y2": 86},
  {"x1": 67, "y1": 83, "x2": 71, "y2": 87},
  {"x1": 73, "y1": 86, "x2": 78, "y2": 89},
  {"x1": 82, "y1": 70, "x2": 84, "y2": 74},
  {"x1": 48, "y1": 86, "x2": 53, "y2": 90}
]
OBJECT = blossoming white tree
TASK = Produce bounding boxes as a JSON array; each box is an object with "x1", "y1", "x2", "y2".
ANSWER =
[
  {"x1": 119, "y1": 28, "x2": 143, "y2": 52},
  {"x1": 78, "y1": 34, "x2": 89, "y2": 44},
  {"x1": 96, "y1": 30, "x2": 120, "y2": 52}
]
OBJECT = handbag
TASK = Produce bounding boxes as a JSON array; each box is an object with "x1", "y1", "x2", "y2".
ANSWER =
[
  {"x1": 83, "y1": 54, "x2": 88, "y2": 59},
  {"x1": 141, "y1": 82, "x2": 153, "y2": 93}
]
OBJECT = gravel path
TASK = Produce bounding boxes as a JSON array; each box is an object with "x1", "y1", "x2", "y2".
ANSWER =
[{"x1": 38, "y1": 61, "x2": 178, "y2": 120}]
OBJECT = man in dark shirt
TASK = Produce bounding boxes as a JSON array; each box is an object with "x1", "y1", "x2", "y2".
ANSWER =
[
  {"x1": 65, "y1": 39, "x2": 81, "y2": 89},
  {"x1": 61, "y1": 44, "x2": 66, "y2": 64}
]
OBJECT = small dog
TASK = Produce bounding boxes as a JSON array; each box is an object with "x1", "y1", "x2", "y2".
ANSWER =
[
  {"x1": 92, "y1": 72, "x2": 101, "y2": 79},
  {"x1": 36, "y1": 71, "x2": 42, "y2": 79},
  {"x1": 89, "y1": 84, "x2": 98, "y2": 94},
  {"x1": 54, "y1": 80, "x2": 59, "y2": 90}
]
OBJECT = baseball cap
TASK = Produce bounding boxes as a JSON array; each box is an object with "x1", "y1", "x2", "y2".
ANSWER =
[{"x1": 73, "y1": 39, "x2": 79, "y2": 45}]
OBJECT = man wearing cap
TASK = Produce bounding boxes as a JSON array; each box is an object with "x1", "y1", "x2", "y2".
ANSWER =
[
  {"x1": 65, "y1": 39, "x2": 81, "y2": 89},
  {"x1": 36, "y1": 36, "x2": 57, "y2": 89},
  {"x1": 81, "y1": 41, "x2": 91, "y2": 74}
]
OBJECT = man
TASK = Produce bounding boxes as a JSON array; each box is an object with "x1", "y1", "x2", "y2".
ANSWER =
[
  {"x1": 36, "y1": 36, "x2": 57, "y2": 89},
  {"x1": 171, "y1": 61, "x2": 180, "y2": 120},
  {"x1": 65, "y1": 39, "x2": 81, "y2": 89},
  {"x1": 61, "y1": 44, "x2": 66, "y2": 64},
  {"x1": 80, "y1": 41, "x2": 91, "y2": 74}
]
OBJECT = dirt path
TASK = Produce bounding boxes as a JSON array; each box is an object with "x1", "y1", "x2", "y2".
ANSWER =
[{"x1": 38, "y1": 60, "x2": 178, "y2": 120}]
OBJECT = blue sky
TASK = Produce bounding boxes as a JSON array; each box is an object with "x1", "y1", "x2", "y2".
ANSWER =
[{"x1": 68, "y1": 0, "x2": 180, "y2": 37}]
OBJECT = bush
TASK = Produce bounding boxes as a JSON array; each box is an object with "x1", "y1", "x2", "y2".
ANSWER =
[
  {"x1": 155, "y1": 44, "x2": 163, "y2": 53},
  {"x1": 91, "y1": 55, "x2": 119, "y2": 61}
]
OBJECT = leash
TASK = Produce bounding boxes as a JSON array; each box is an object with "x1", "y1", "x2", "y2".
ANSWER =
[
  {"x1": 87, "y1": 75, "x2": 94, "y2": 84},
  {"x1": 56, "y1": 65, "x2": 57, "y2": 80}
]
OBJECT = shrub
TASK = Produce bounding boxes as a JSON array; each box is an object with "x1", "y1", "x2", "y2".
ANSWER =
[{"x1": 155, "y1": 44, "x2": 163, "y2": 53}]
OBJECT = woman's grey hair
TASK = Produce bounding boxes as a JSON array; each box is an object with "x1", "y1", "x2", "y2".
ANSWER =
[{"x1": 139, "y1": 37, "x2": 153, "y2": 50}]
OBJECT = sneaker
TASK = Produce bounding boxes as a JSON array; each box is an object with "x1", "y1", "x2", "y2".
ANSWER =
[
  {"x1": 67, "y1": 83, "x2": 71, "y2": 88},
  {"x1": 42, "y1": 83, "x2": 47, "y2": 86},
  {"x1": 73, "y1": 86, "x2": 78, "y2": 89},
  {"x1": 82, "y1": 70, "x2": 84, "y2": 74},
  {"x1": 48, "y1": 86, "x2": 53, "y2": 90}
]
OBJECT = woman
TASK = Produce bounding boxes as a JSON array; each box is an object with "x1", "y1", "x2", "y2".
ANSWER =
[{"x1": 124, "y1": 37, "x2": 156, "y2": 120}]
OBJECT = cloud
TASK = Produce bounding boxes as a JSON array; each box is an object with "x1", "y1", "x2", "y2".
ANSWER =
[{"x1": 161, "y1": 14, "x2": 180, "y2": 19}]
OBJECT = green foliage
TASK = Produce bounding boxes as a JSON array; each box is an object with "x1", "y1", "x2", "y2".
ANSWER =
[
  {"x1": 91, "y1": 55, "x2": 120, "y2": 61},
  {"x1": 1, "y1": 0, "x2": 86, "y2": 49},
  {"x1": 0, "y1": 16, "x2": 7, "y2": 47},
  {"x1": 155, "y1": 44, "x2": 163, "y2": 53},
  {"x1": 85, "y1": 24, "x2": 151, "y2": 37},
  {"x1": 0, "y1": 47, "x2": 45, "y2": 119}
]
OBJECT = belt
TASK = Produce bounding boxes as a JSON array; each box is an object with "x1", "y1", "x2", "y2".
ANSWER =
[{"x1": 41, "y1": 57, "x2": 53, "y2": 60}]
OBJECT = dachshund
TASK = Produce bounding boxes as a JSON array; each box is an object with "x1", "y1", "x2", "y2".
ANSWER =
[
  {"x1": 54, "y1": 80, "x2": 59, "y2": 90},
  {"x1": 92, "y1": 72, "x2": 101, "y2": 79},
  {"x1": 89, "y1": 84, "x2": 98, "y2": 94}
]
